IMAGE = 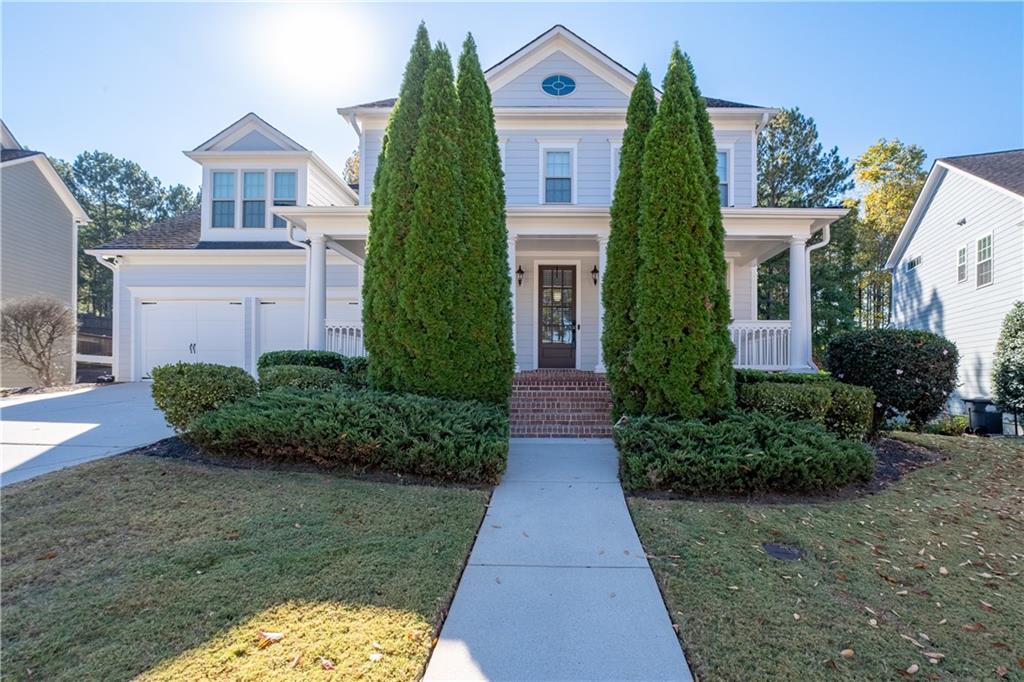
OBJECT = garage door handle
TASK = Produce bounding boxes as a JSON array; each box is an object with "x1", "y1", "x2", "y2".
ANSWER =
[{"x1": 189, "y1": 343, "x2": 195, "y2": 354}]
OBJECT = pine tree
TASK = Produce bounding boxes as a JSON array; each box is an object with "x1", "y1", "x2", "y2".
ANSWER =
[
  {"x1": 633, "y1": 45, "x2": 734, "y2": 417},
  {"x1": 363, "y1": 23, "x2": 430, "y2": 390},
  {"x1": 602, "y1": 66, "x2": 657, "y2": 416},
  {"x1": 455, "y1": 33, "x2": 514, "y2": 403},
  {"x1": 398, "y1": 42, "x2": 467, "y2": 398}
]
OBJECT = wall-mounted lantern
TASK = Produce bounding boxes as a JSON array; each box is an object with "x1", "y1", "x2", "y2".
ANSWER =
[
  {"x1": 591, "y1": 265, "x2": 599, "y2": 286},
  {"x1": 516, "y1": 265, "x2": 525, "y2": 286}
]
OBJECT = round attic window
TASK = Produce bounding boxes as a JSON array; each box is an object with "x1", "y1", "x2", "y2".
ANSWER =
[{"x1": 541, "y1": 74, "x2": 576, "y2": 97}]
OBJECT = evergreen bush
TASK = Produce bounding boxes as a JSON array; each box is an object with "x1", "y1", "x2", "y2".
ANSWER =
[
  {"x1": 258, "y1": 365, "x2": 344, "y2": 392},
  {"x1": 992, "y1": 302, "x2": 1024, "y2": 419},
  {"x1": 151, "y1": 362, "x2": 257, "y2": 432}
]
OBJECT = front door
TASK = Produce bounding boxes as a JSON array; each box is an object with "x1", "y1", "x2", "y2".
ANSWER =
[{"x1": 538, "y1": 265, "x2": 577, "y2": 368}]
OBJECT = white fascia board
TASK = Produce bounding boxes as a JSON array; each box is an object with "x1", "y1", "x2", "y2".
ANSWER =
[
  {"x1": 184, "y1": 150, "x2": 314, "y2": 164},
  {"x1": 936, "y1": 160, "x2": 1024, "y2": 203},
  {"x1": 192, "y1": 112, "x2": 307, "y2": 153},
  {"x1": 2, "y1": 155, "x2": 90, "y2": 223},
  {"x1": 884, "y1": 164, "x2": 944, "y2": 270}
]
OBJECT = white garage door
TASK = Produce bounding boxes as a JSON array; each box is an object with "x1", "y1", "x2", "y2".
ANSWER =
[{"x1": 140, "y1": 300, "x2": 245, "y2": 378}]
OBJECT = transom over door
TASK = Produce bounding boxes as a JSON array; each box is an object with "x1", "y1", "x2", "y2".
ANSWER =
[{"x1": 538, "y1": 265, "x2": 577, "y2": 369}]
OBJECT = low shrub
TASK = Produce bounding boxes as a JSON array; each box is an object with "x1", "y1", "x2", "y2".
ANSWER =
[
  {"x1": 734, "y1": 369, "x2": 832, "y2": 385},
  {"x1": 151, "y1": 362, "x2": 258, "y2": 432},
  {"x1": 735, "y1": 380, "x2": 874, "y2": 441},
  {"x1": 615, "y1": 411, "x2": 874, "y2": 494},
  {"x1": 186, "y1": 386, "x2": 508, "y2": 484},
  {"x1": 924, "y1": 414, "x2": 968, "y2": 436},
  {"x1": 825, "y1": 329, "x2": 959, "y2": 431},
  {"x1": 257, "y1": 350, "x2": 369, "y2": 388},
  {"x1": 259, "y1": 364, "x2": 344, "y2": 392}
]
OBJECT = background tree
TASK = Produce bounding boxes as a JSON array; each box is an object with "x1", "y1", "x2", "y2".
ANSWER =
[
  {"x1": 343, "y1": 149, "x2": 359, "y2": 186},
  {"x1": 1, "y1": 297, "x2": 77, "y2": 386},
  {"x1": 363, "y1": 23, "x2": 431, "y2": 391},
  {"x1": 993, "y1": 302, "x2": 1024, "y2": 429},
  {"x1": 602, "y1": 66, "x2": 657, "y2": 415},
  {"x1": 398, "y1": 42, "x2": 467, "y2": 398},
  {"x1": 852, "y1": 139, "x2": 927, "y2": 328},
  {"x1": 454, "y1": 33, "x2": 514, "y2": 403},
  {"x1": 52, "y1": 152, "x2": 198, "y2": 318},
  {"x1": 633, "y1": 46, "x2": 732, "y2": 417}
]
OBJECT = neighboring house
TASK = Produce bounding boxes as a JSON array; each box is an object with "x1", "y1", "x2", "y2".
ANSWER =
[
  {"x1": 86, "y1": 25, "x2": 846, "y2": 383},
  {"x1": 0, "y1": 120, "x2": 90, "y2": 387},
  {"x1": 887, "y1": 149, "x2": 1024, "y2": 430}
]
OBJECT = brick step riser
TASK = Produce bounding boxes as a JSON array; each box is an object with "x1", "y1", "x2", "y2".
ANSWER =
[{"x1": 510, "y1": 401, "x2": 611, "y2": 409}]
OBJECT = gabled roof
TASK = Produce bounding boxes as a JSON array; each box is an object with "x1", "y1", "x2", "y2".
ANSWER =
[
  {"x1": 1, "y1": 148, "x2": 42, "y2": 163},
  {"x1": 885, "y1": 149, "x2": 1024, "y2": 269},
  {"x1": 0, "y1": 124, "x2": 90, "y2": 224},
  {"x1": 92, "y1": 208, "x2": 301, "y2": 251},
  {"x1": 1, "y1": 119, "x2": 23, "y2": 150},
  {"x1": 190, "y1": 112, "x2": 308, "y2": 153}
]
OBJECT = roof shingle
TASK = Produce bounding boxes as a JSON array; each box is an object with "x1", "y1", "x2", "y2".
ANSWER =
[
  {"x1": 1, "y1": 148, "x2": 43, "y2": 163},
  {"x1": 94, "y1": 210, "x2": 302, "y2": 251},
  {"x1": 941, "y1": 149, "x2": 1024, "y2": 197}
]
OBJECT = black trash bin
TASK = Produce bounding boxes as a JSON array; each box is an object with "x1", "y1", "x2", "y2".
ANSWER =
[{"x1": 963, "y1": 398, "x2": 1003, "y2": 436}]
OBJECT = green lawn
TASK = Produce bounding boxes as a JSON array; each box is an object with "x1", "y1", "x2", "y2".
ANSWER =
[
  {"x1": 630, "y1": 434, "x2": 1024, "y2": 681},
  {"x1": 1, "y1": 453, "x2": 488, "y2": 681}
]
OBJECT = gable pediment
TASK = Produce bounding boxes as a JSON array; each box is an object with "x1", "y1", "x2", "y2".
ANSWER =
[{"x1": 191, "y1": 113, "x2": 307, "y2": 153}]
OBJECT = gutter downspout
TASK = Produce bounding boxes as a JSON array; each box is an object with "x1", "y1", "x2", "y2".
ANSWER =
[
  {"x1": 803, "y1": 223, "x2": 831, "y2": 369},
  {"x1": 287, "y1": 224, "x2": 312, "y2": 348},
  {"x1": 93, "y1": 254, "x2": 121, "y2": 380}
]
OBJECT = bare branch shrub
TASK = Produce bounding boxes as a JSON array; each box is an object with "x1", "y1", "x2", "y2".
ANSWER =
[{"x1": 1, "y1": 297, "x2": 77, "y2": 387}]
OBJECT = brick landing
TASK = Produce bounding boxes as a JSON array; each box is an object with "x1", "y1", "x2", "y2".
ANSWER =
[{"x1": 509, "y1": 370, "x2": 613, "y2": 438}]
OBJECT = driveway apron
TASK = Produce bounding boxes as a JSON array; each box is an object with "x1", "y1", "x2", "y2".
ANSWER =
[{"x1": 423, "y1": 438, "x2": 692, "y2": 681}]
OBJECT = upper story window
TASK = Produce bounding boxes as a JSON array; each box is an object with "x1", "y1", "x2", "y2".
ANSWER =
[
  {"x1": 541, "y1": 74, "x2": 576, "y2": 97},
  {"x1": 242, "y1": 172, "x2": 266, "y2": 228},
  {"x1": 211, "y1": 171, "x2": 236, "y2": 228},
  {"x1": 956, "y1": 246, "x2": 968, "y2": 283},
  {"x1": 976, "y1": 234, "x2": 993, "y2": 287},
  {"x1": 905, "y1": 256, "x2": 922, "y2": 272},
  {"x1": 544, "y1": 150, "x2": 572, "y2": 203},
  {"x1": 716, "y1": 151, "x2": 729, "y2": 207},
  {"x1": 273, "y1": 171, "x2": 297, "y2": 228}
]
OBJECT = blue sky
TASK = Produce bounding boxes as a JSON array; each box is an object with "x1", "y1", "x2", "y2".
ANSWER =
[{"x1": 3, "y1": 2, "x2": 1021, "y2": 191}]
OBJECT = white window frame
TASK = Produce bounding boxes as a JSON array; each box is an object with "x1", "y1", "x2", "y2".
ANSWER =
[
  {"x1": 211, "y1": 171, "x2": 237, "y2": 228},
  {"x1": 608, "y1": 138, "x2": 622, "y2": 203},
  {"x1": 205, "y1": 166, "x2": 300, "y2": 231},
  {"x1": 537, "y1": 138, "x2": 579, "y2": 205},
  {"x1": 956, "y1": 244, "x2": 968, "y2": 283},
  {"x1": 716, "y1": 146, "x2": 734, "y2": 208},
  {"x1": 272, "y1": 170, "x2": 298, "y2": 228},
  {"x1": 976, "y1": 232, "x2": 994, "y2": 288}
]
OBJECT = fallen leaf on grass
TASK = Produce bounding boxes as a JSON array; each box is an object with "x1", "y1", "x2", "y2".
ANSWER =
[
  {"x1": 35, "y1": 551, "x2": 58, "y2": 561},
  {"x1": 996, "y1": 666, "x2": 1008, "y2": 678},
  {"x1": 793, "y1": 613, "x2": 801, "y2": 621},
  {"x1": 902, "y1": 663, "x2": 919, "y2": 676},
  {"x1": 256, "y1": 631, "x2": 284, "y2": 649},
  {"x1": 320, "y1": 657, "x2": 335, "y2": 670},
  {"x1": 288, "y1": 653, "x2": 301, "y2": 669},
  {"x1": 840, "y1": 649, "x2": 854, "y2": 659},
  {"x1": 369, "y1": 652, "x2": 383, "y2": 663},
  {"x1": 980, "y1": 600, "x2": 995, "y2": 612},
  {"x1": 963, "y1": 623, "x2": 986, "y2": 632}
]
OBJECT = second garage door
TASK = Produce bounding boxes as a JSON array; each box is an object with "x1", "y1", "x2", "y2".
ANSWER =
[{"x1": 140, "y1": 300, "x2": 245, "y2": 378}]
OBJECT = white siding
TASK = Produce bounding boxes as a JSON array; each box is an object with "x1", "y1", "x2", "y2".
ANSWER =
[
  {"x1": 717, "y1": 130, "x2": 755, "y2": 208},
  {"x1": 731, "y1": 261, "x2": 756, "y2": 320},
  {"x1": 891, "y1": 168, "x2": 1024, "y2": 413},
  {"x1": 492, "y1": 51, "x2": 629, "y2": 108},
  {"x1": 307, "y1": 163, "x2": 351, "y2": 206},
  {"x1": 361, "y1": 128, "x2": 384, "y2": 205}
]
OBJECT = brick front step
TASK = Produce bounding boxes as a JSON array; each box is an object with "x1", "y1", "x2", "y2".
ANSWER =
[{"x1": 509, "y1": 370, "x2": 613, "y2": 438}]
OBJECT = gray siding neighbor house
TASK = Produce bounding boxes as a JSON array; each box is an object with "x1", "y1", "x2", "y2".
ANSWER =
[
  {"x1": 887, "y1": 149, "x2": 1024, "y2": 432},
  {"x1": 0, "y1": 120, "x2": 90, "y2": 387}
]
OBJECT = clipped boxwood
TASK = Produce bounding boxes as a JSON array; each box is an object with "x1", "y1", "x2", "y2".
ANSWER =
[
  {"x1": 259, "y1": 364, "x2": 344, "y2": 392},
  {"x1": 736, "y1": 380, "x2": 874, "y2": 441},
  {"x1": 151, "y1": 362, "x2": 258, "y2": 432},
  {"x1": 615, "y1": 411, "x2": 874, "y2": 494},
  {"x1": 734, "y1": 369, "x2": 833, "y2": 385},
  {"x1": 186, "y1": 386, "x2": 508, "y2": 484},
  {"x1": 257, "y1": 350, "x2": 368, "y2": 388},
  {"x1": 825, "y1": 329, "x2": 959, "y2": 431}
]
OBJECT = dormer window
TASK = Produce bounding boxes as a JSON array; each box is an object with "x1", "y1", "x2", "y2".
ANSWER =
[
  {"x1": 211, "y1": 172, "x2": 236, "y2": 228},
  {"x1": 273, "y1": 171, "x2": 297, "y2": 228},
  {"x1": 242, "y1": 172, "x2": 266, "y2": 228}
]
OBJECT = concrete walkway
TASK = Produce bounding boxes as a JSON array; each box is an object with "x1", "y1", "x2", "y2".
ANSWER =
[
  {"x1": 424, "y1": 439, "x2": 692, "y2": 681},
  {"x1": 1, "y1": 383, "x2": 173, "y2": 486}
]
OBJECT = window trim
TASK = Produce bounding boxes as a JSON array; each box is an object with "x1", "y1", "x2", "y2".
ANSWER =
[
  {"x1": 537, "y1": 138, "x2": 579, "y2": 205},
  {"x1": 272, "y1": 170, "x2": 298, "y2": 228},
  {"x1": 540, "y1": 73, "x2": 578, "y2": 98},
  {"x1": 211, "y1": 171, "x2": 237, "y2": 228},
  {"x1": 976, "y1": 232, "x2": 994, "y2": 288},
  {"x1": 716, "y1": 146, "x2": 734, "y2": 208},
  {"x1": 242, "y1": 171, "x2": 267, "y2": 228},
  {"x1": 206, "y1": 166, "x2": 301, "y2": 230},
  {"x1": 956, "y1": 244, "x2": 968, "y2": 284}
]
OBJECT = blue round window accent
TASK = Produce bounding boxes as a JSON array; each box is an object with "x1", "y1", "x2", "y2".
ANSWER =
[{"x1": 542, "y1": 74, "x2": 576, "y2": 97}]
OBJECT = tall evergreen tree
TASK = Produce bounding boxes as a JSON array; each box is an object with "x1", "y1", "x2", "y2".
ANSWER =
[
  {"x1": 398, "y1": 42, "x2": 467, "y2": 398},
  {"x1": 455, "y1": 33, "x2": 514, "y2": 403},
  {"x1": 602, "y1": 66, "x2": 657, "y2": 416},
  {"x1": 363, "y1": 23, "x2": 431, "y2": 390},
  {"x1": 633, "y1": 45, "x2": 733, "y2": 417}
]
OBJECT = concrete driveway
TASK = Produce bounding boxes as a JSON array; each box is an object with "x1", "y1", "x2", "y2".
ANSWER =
[{"x1": 0, "y1": 383, "x2": 172, "y2": 486}]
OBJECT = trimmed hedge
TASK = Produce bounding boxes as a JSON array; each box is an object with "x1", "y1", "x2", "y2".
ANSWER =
[
  {"x1": 151, "y1": 362, "x2": 258, "y2": 432},
  {"x1": 615, "y1": 411, "x2": 874, "y2": 494},
  {"x1": 736, "y1": 380, "x2": 874, "y2": 441},
  {"x1": 825, "y1": 329, "x2": 959, "y2": 431},
  {"x1": 186, "y1": 386, "x2": 509, "y2": 484},
  {"x1": 735, "y1": 369, "x2": 833, "y2": 385},
  {"x1": 258, "y1": 365, "x2": 344, "y2": 392},
  {"x1": 257, "y1": 350, "x2": 368, "y2": 388}
]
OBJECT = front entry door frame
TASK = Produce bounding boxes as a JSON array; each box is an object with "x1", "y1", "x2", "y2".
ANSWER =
[{"x1": 533, "y1": 259, "x2": 582, "y2": 369}]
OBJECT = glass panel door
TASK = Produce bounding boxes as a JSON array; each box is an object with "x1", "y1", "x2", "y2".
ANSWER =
[{"x1": 538, "y1": 265, "x2": 576, "y2": 368}]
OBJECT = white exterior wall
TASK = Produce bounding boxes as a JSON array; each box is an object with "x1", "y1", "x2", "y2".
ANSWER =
[{"x1": 891, "y1": 168, "x2": 1024, "y2": 413}]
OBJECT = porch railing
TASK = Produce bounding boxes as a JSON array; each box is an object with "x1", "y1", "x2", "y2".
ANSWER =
[
  {"x1": 325, "y1": 322, "x2": 367, "y2": 357},
  {"x1": 729, "y1": 320, "x2": 791, "y2": 370}
]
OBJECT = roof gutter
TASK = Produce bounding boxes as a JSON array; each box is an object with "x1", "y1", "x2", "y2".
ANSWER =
[{"x1": 287, "y1": 223, "x2": 312, "y2": 348}]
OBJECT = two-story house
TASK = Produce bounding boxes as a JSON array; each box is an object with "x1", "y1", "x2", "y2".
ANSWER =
[
  {"x1": 87, "y1": 25, "x2": 846, "y2": 383},
  {"x1": 887, "y1": 149, "x2": 1024, "y2": 432}
]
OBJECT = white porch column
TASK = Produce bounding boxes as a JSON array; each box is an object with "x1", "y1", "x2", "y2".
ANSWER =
[
  {"x1": 788, "y1": 236, "x2": 810, "y2": 371},
  {"x1": 308, "y1": 234, "x2": 327, "y2": 350},
  {"x1": 507, "y1": 235, "x2": 518, "y2": 371},
  {"x1": 594, "y1": 235, "x2": 608, "y2": 372}
]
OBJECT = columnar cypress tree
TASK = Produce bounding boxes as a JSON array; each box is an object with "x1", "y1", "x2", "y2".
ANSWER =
[
  {"x1": 398, "y1": 43, "x2": 467, "y2": 398},
  {"x1": 363, "y1": 23, "x2": 430, "y2": 391},
  {"x1": 602, "y1": 66, "x2": 657, "y2": 416},
  {"x1": 455, "y1": 33, "x2": 514, "y2": 403},
  {"x1": 633, "y1": 45, "x2": 734, "y2": 417}
]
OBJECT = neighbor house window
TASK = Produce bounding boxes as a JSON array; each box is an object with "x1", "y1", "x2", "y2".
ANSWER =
[
  {"x1": 957, "y1": 246, "x2": 968, "y2": 283},
  {"x1": 906, "y1": 256, "x2": 922, "y2": 271},
  {"x1": 545, "y1": 150, "x2": 572, "y2": 203},
  {"x1": 976, "y1": 234, "x2": 993, "y2": 287},
  {"x1": 242, "y1": 172, "x2": 266, "y2": 228},
  {"x1": 716, "y1": 151, "x2": 728, "y2": 206},
  {"x1": 273, "y1": 171, "x2": 297, "y2": 228},
  {"x1": 211, "y1": 171, "x2": 235, "y2": 228}
]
